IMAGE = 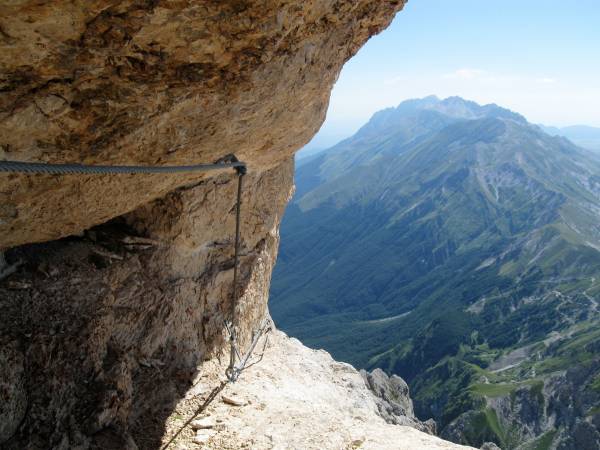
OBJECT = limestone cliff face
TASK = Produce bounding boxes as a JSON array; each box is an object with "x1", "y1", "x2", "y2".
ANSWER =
[{"x1": 0, "y1": 1, "x2": 407, "y2": 448}]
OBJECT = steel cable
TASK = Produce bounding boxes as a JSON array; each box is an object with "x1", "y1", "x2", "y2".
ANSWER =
[{"x1": 0, "y1": 160, "x2": 245, "y2": 175}]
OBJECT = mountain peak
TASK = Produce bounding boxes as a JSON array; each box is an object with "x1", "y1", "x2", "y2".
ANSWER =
[
  {"x1": 424, "y1": 96, "x2": 526, "y2": 123},
  {"x1": 351, "y1": 96, "x2": 526, "y2": 146}
]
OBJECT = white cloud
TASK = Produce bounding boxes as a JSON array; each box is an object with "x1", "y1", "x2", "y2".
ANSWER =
[{"x1": 442, "y1": 68, "x2": 486, "y2": 80}]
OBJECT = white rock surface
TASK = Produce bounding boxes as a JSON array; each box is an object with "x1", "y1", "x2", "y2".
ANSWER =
[
  {"x1": 192, "y1": 429, "x2": 216, "y2": 445},
  {"x1": 162, "y1": 330, "x2": 475, "y2": 450}
]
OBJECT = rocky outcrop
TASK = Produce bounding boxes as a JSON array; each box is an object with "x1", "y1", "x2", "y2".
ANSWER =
[
  {"x1": 361, "y1": 368, "x2": 437, "y2": 435},
  {"x1": 0, "y1": 1, "x2": 409, "y2": 448}
]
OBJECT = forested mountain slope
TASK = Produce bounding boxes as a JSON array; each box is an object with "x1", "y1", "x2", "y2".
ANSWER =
[{"x1": 270, "y1": 97, "x2": 600, "y2": 449}]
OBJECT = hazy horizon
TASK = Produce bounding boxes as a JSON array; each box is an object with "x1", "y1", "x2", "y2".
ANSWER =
[{"x1": 307, "y1": 0, "x2": 600, "y2": 151}]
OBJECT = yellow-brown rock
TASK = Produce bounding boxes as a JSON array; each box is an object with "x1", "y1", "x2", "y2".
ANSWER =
[{"x1": 0, "y1": 0, "x2": 405, "y2": 249}]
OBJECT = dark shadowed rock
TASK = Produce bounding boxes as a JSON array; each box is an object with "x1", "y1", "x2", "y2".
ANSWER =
[{"x1": 0, "y1": 341, "x2": 26, "y2": 443}]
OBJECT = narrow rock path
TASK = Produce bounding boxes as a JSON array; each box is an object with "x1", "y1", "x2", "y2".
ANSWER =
[{"x1": 161, "y1": 330, "x2": 474, "y2": 450}]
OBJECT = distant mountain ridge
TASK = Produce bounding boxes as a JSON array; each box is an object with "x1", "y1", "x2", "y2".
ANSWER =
[
  {"x1": 270, "y1": 96, "x2": 600, "y2": 449},
  {"x1": 539, "y1": 124, "x2": 600, "y2": 151},
  {"x1": 294, "y1": 96, "x2": 529, "y2": 199}
]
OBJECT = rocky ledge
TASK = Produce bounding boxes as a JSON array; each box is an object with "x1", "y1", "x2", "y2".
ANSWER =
[{"x1": 158, "y1": 329, "x2": 475, "y2": 450}]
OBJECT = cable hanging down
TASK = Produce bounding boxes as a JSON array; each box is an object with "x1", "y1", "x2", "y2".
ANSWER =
[{"x1": 225, "y1": 164, "x2": 273, "y2": 383}]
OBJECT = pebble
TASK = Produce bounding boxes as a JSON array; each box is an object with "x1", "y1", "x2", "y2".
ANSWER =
[
  {"x1": 191, "y1": 417, "x2": 216, "y2": 429},
  {"x1": 222, "y1": 393, "x2": 246, "y2": 406}
]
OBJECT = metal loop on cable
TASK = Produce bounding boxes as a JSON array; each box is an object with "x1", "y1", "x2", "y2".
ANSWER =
[{"x1": 225, "y1": 317, "x2": 272, "y2": 382}]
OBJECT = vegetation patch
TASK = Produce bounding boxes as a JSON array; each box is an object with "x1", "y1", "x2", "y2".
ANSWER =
[
  {"x1": 520, "y1": 430, "x2": 557, "y2": 450},
  {"x1": 470, "y1": 383, "x2": 518, "y2": 398}
]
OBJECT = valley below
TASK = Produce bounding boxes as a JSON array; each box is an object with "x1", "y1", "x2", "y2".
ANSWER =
[{"x1": 270, "y1": 96, "x2": 600, "y2": 449}]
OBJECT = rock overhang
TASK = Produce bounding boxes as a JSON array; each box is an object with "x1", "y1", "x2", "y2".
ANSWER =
[{"x1": 0, "y1": 0, "x2": 406, "y2": 249}]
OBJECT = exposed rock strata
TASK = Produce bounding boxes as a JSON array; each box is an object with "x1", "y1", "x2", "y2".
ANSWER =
[
  {"x1": 442, "y1": 361, "x2": 600, "y2": 449},
  {"x1": 480, "y1": 443, "x2": 501, "y2": 450}
]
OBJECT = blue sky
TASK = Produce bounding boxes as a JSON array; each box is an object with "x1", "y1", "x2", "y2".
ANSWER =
[{"x1": 308, "y1": 0, "x2": 600, "y2": 150}]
